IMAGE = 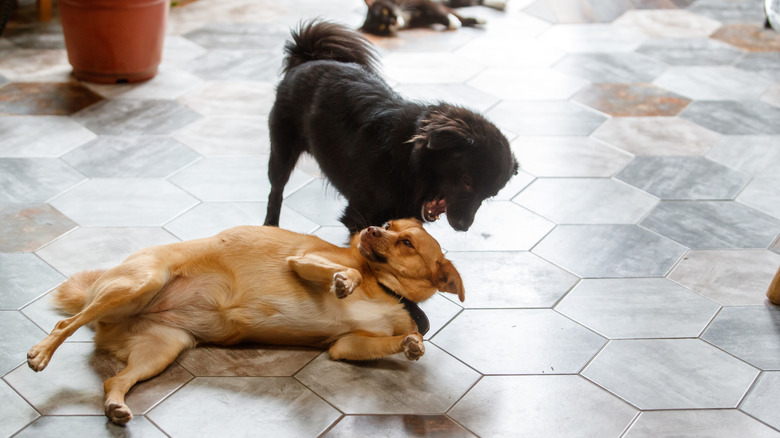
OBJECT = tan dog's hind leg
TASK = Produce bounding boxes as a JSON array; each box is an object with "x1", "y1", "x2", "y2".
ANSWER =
[
  {"x1": 328, "y1": 332, "x2": 424, "y2": 361},
  {"x1": 287, "y1": 254, "x2": 362, "y2": 298},
  {"x1": 27, "y1": 257, "x2": 168, "y2": 372},
  {"x1": 103, "y1": 326, "x2": 193, "y2": 425}
]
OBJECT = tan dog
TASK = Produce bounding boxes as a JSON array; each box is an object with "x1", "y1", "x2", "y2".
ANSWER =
[{"x1": 26, "y1": 219, "x2": 464, "y2": 425}]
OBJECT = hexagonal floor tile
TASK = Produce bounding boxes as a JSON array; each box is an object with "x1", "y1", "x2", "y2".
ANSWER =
[
  {"x1": 707, "y1": 137, "x2": 780, "y2": 175},
  {"x1": 616, "y1": 156, "x2": 750, "y2": 200},
  {"x1": 5, "y1": 343, "x2": 193, "y2": 416},
  {"x1": 763, "y1": 83, "x2": 780, "y2": 108},
  {"x1": 0, "y1": 48, "x2": 70, "y2": 82},
  {"x1": 0, "y1": 115, "x2": 96, "y2": 158},
  {"x1": 538, "y1": 23, "x2": 648, "y2": 53},
  {"x1": 324, "y1": 415, "x2": 474, "y2": 438},
  {"x1": 168, "y1": 156, "x2": 313, "y2": 202},
  {"x1": 688, "y1": 0, "x2": 768, "y2": 24},
  {"x1": 468, "y1": 67, "x2": 588, "y2": 100},
  {"x1": 35, "y1": 227, "x2": 180, "y2": 276},
  {"x1": 524, "y1": 0, "x2": 635, "y2": 23},
  {"x1": 445, "y1": 251, "x2": 579, "y2": 308},
  {"x1": 417, "y1": 292, "x2": 463, "y2": 340},
  {"x1": 83, "y1": 67, "x2": 204, "y2": 101},
  {"x1": 625, "y1": 409, "x2": 780, "y2": 438},
  {"x1": 582, "y1": 339, "x2": 759, "y2": 409},
  {"x1": 636, "y1": 37, "x2": 744, "y2": 66},
  {"x1": 72, "y1": 99, "x2": 201, "y2": 135},
  {"x1": 395, "y1": 83, "x2": 499, "y2": 113},
  {"x1": 183, "y1": 50, "x2": 281, "y2": 82},
  {"x1": 182, "y1": 22, "x2": 290, "y2": 51},
  {"x1": 0, "y1": 310, "x2": 46, "y2": 375},
  {"x1": 711, "y1": 24, "x2": 780, "y2": 52},
  {"x1": 553, "y1": 52, "x2": 667, "y2": 84},
  {"x1": 177, "y1": 81, "x2": 277, "y2": 117},
  {"x1": 533, "y1": 225, "x2": 686, "y2": 278},
  {"x1": 0, "y1": 202, "x2": 77, "y2": 252},
  {"x1": 703, "y1": 306, "x2": 780, "y2": 370},
  {"x1": 49, "y1": 179, "x2": 199, "y2": 227},
  {"x1": 0, "y1": 82, "x2": 102, "y2": 116},
  {"x1": 382, "y1": 52, "x2": 484, "y2": 84},
  {"x1": 738, "y1": 175, "x2": 780, "y2": 220},
  {"x1": 148, "y1": 377, "x2": 339, "y2": 437},
  {"x1": 449, "y1": 375, "x2": 637, "y2": 438},
  {"x1": 21, "y1": 291, "x2": 95, "y2": 342},
  {"x1": 654, "y1": 66, "x2": 772, "y2": 100},
  {"x1": 62, "y1": 136, "x2": 201, "y2": 178},
  {"x1": 282, "y1": 180, "x2": 348, "y2": 227},
  {"x1": 668, "y1": 249, "x2": 780, "y2": 306},
  {"x1": 487, "y1": 101, "x2": 608, "y2": 137},
  {"x1": 454, "y1": 36, "x2": 563, "y2": 68},
  {"x1": 14, "y1": 416, "x2": 166, "y2": 438},
  {"x1": 573, "y1": 84, "x2": 691, "y2": 117},
  {"x1": 0, "y1": 380, "x2": 39, "y2": 438},
  {"x1": 591, "y1": 116, "x2": 720, "y2": 156},
  {"x1": 680, "y1": 101, "x2": 780, "y2": 135},
  {"x1": 555, "y1": 278, "x2": 720, "y2": 339},
  {"x1": 295, "y1": 346, "x2": 479, "y2": 414},
  {"x1": 173, "y1": 115, "x2": 269, "y2": 156},
  {"x1": 641, "y1": 201, "x2": 780, "y2": 249},
  {"x1": 163, "y1": 202, "x2": 318, "y2": 240},
  {"x1": 512, "y1": 136, "x2": 632, "y2": 177},
  {"x1": 432, "y1": 309, "x2": 605, "y2": 374},
  {"x1": 177, "y1": 345, "x2": 319, "y2": 377},
  {"x1": 514, "y1": 177, "x2": 657, "y2": 224},
  {"x1": 0, "y1": 158, "x2": 86, "y2": 202},
  {"x1": 737, "y1": 52, "x2": 780, "y2": 82},
  {"x1": 613, "y1": 10, "x2": 722, "y2": 38},
  {"x1": 0, "y1": 253, "x2": 63, "y2": 310},
  {"x1": 424, "y1": 201, "x2": 554, "y2": 252},
  {"x1": 741, "y1": 372, "x2": 780, "y2": 431}
]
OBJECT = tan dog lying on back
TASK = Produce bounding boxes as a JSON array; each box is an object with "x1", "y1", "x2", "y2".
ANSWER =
[{"x1": 27, "y1": 219, "x2": 464, "y2": 425}]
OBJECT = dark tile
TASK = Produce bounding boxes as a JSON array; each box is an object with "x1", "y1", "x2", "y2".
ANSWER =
[
  {"x1": 637, "y1": 38, "x2": 744, "y2": 66},
  {"x1": 711, "y1": 24, "x2": 780, "y2": 52},
  {"x1": 554, "y1": 52, "x2": 667, "y2": 83},
  {"x1": 680, "y1": 101, "x2": 780, "y2": 135},
  {"x1": 73, "y1": 99, "x2": 201, "y2": 135},
  {"x1": 0, "y1": 82, "x2": 103, "y2": 116},
  {"x1": 0, "y1": 203, "x2": 77, "y2": 252},
  {"x1": 641, "y1": 201, "x2": 780, "y2": 249},
  {"x1": 325, "y1": 415, "x2": 475, "y2": 438},
  {"x1": 616, "y1": 156, "x2": 750, "y2": 200},
  {"x1": 573, "y1": 84, "x2": 691, "y2": 117},
  {"x1": 533, "y1": 224, "x2": 687, "y2": 277}
]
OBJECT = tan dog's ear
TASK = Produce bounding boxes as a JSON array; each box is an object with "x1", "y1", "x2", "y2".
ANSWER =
[{"x1": 436, "y1": 259, "x2": 465, "y2": 302}]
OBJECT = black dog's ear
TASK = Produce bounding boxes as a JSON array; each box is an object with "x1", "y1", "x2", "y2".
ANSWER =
[
  {"x1": 425, "y1": 128, "x2": 474, "y2": 151},
  {"x1": 512, "y1": 156, "x2": 519, "y2": 175}
]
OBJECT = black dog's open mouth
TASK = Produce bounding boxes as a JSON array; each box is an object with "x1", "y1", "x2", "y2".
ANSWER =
[{"x1": 422, "y1": 197, "x2": 447, "y2": 222}]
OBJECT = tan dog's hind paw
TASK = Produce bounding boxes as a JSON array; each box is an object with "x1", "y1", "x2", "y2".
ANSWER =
[
  {"x1": 27, "y1": 344, "x2": 52, "y2": 372},
  {"x1": 106, "y1": 402, "x2": 133, "y2": 425},
  {"x1": 331, "y1": 271, "x2": 360, "y2": 298},
  {"x1": 403, "y1": 332, "x2": 425, "y2": 361}
]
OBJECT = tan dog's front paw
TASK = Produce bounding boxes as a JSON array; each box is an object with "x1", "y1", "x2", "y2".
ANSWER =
[
  {"x1": 27, "y1": 344, "x2": 52, "y2": 372},
  {"x1": 403, "y1": 332, "x2": 425, "y2": 361},
  {"x1": 106, "y1": 401, "x2": 133, "y2": 425},
  {"x1": 331, "y1": 271, "x2": 360, "y2": 298}
]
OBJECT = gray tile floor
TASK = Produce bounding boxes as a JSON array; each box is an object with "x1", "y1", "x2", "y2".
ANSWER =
[{"x1": 2, "y1": 0, "x2": 780, "y2": 436}]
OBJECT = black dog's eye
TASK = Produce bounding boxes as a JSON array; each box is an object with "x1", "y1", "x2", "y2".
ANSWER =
[
  {"x1": 464, "y1": 176, "x2": 474, "y2": 191},
  {"x1": 400, "y1": 239, "x2": 413, "y2": 248}
]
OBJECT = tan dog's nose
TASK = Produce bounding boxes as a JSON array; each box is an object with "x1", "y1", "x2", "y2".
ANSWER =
[{"x1": 366, "y1": 226, "x2": 383, "y2": 238}]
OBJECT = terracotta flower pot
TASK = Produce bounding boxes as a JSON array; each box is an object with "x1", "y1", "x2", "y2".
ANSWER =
[{"x1": 59, "y1": 0, "x2": 169, "y2": 83}]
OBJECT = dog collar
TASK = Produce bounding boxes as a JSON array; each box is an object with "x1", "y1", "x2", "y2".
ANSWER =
[{"x1": 378, "y1": 283, "x2": 430, "y2": 335}]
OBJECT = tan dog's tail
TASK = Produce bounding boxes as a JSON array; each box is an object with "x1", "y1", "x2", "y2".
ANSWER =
[{"x1": 52, "y1": 270, "x2": 105, "y2": 315}]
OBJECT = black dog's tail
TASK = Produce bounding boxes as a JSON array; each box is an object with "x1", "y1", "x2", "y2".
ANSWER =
[{"x1": 282, "y1": 20, "x2": 380, "y2": 76}]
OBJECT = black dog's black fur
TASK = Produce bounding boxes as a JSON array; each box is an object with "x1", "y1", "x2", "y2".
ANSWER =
[{"x1": 264, "y1": 20, "x2": 518, "y2": 234}]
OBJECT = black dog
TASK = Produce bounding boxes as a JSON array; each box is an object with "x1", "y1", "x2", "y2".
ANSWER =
[{"x1": 264, "y1": 20, "x2": 518, "y2": 234}]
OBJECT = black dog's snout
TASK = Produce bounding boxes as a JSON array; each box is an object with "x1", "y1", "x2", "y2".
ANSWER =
[{"x1": 366, "y1": 226, "x2": 383, "y2": 238}]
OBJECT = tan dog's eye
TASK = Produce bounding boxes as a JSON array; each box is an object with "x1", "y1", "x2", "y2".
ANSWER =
[
  {"x1": 400, "y1": 239, "x2": 413, "y2": 248},
  {"x1": 383, "y1": 222, "x2": 391, "y2": 230}
]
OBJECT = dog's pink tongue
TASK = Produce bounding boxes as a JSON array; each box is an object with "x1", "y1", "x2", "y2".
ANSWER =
[{"x1": 425, "y1": 199, "x2": 447, "y2": 221}]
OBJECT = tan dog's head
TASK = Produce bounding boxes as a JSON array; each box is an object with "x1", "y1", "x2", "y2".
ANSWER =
[{"x1": 353, "y1": 219, "x2": 465, "y2": 303}]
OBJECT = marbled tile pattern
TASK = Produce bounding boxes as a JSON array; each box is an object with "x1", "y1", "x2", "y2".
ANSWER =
[{"x1": 3, "y1": 1, "x2": 780, "y2": 437}]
